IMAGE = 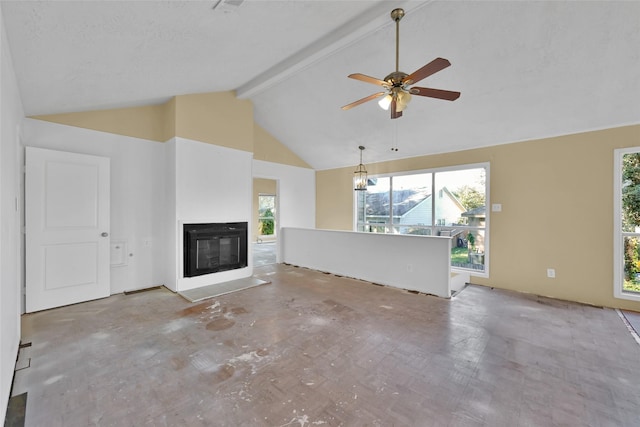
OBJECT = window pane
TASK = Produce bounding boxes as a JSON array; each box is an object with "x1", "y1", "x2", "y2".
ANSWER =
[
  {"x1": 451, "y1": 229, "x2": 486, "y2": 272},
  {"x1": 615, "y1": 148, "x2": 640, "y2": 300},
  {"x1": 258, "y1": 195, "x2": 275, "y2": 236},
  {"x1": 623, "y1": 236, "x2": 640, "y2": 293},
  {"x1": 363, "y1": 177, "x2": 391, "y2": 231},
  {"x1": 435, "y1": 168, "x2": 486, "y2": 227},
  {"x1": 356, "y1": 190, "x2": 366, "y2": 231},
  {"x1": 392, "y1": 173, "x2": 432, "y2": 235},
  {"x1": 622, "y1": 153, "x2": 640, "y2": 232}
]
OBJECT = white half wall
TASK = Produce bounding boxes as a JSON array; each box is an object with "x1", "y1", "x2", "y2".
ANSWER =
[
  {"x1": 172, "y1": 137, "x2": 253, "y2": 292},
  {"x1": 0, "y1": 6, "x2": 24, "y2": 421},
  {"x1": 252, "y1": 159, "x2": 315, "y2": 262},
  {"x1": 22, "y1": 119, "x2": 167, "y2": 295},
  {"x1": 281, "y1": 227, "x2": 452, "y2": 298}
]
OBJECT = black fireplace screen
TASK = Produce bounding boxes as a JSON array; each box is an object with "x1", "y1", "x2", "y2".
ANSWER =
[{"x1": 184, "y1": 222, "x2": 248, "y2": 277}]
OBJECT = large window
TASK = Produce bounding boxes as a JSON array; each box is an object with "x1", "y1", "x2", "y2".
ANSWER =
[
  {"x1": 614, "y1": 148, "x2": 640, "y2": 301},
  {"x1": 356, "y1": 164, "x2": 488, "y2": 274}
]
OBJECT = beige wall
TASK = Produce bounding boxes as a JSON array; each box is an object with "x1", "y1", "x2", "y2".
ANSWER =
[
  {"x1": 253, "y1": 178, "x2": 277, "y2": 241},
  {"x1": 32, "y1": 92, "x2": 253, "y2": 150},
  {"x1": 173, "y1": 91, "x2": 253, "y2": 152},
  {"x1": 253, "y1": 124, "x2": 311, "y2": 168},
  {"x1": 316, "y1": 124, "x2": 640, "y2": 311},
  {"x1": 316, "y1": 167, "x2": 356, "y2": 231},
  {"x1": 163, "y1": 97, "x2": 176, "y2": 142},
  {"x1": 31, "y1": 91, "x2": 311, "y2": 169},
  {"x1": 31, "y1": 101, "x2": 174, "y2": 142}
]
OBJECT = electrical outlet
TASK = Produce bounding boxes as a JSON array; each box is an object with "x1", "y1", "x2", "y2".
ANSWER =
[
  {"x1": 547, "y1": 268, "x2": 556, "y2": 278},
  {"x1": 407, "y1": 264, "x2": 413, "y2": 272}
]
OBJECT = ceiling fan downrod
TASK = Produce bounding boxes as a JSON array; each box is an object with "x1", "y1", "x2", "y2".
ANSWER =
[
  {"x1": 384, "y1": 8, "x2": 408, "y2": 92},
  {"x1": 391, "y1": 8, "x2": 404, "y2": 73}
]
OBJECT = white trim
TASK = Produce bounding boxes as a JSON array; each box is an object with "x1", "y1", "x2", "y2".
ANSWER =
[
  {"x1": 613, "y1": 147, "x2": 640, "y2": 302},
  {"x1": 483, "y1": 163, "x2": 491, "y2": 279},
  {"x1": 616, "y1": 309, "x2": 640, "y2": 346},
  {"x1": 358, "y1": 161, "x2": 491, "y2": 181}
]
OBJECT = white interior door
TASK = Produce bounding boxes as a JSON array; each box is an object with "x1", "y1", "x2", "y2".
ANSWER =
[{"x1": 25, "y1": 147, "x2": 110, "y2": 313}]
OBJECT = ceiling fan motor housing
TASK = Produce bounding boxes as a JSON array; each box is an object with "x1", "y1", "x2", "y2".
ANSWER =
[{"x1": 384, "y1": 71, "x2": 409, "y2": 87}]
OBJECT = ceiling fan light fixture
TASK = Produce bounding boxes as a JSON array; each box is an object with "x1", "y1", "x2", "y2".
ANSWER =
[
  {"x1": 378, "y1": 94, "x2": 392, "y2": 110},
  {"x1": 397, "y1": 91, "x2": 411, "y2": 112}
]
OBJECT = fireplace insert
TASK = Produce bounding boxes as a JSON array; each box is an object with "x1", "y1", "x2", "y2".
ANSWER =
[{"x1": 183, "y1": 222, "x2": 248, "y2": 277}]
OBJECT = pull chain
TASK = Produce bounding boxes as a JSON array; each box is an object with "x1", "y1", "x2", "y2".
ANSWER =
[{"x1": 391, "y1": 120, "x2": 399, "y2": 152}]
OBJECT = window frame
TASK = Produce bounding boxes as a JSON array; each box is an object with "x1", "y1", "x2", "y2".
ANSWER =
[
  {"x1": 354, "y1": 162, "x2": 490, "y2": 278},
  {"x1": 613, "y1": 147, "x2": 640, "y2": 301}
]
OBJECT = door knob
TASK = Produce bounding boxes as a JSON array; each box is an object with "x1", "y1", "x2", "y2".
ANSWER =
[{"x1": 101, "y1": 232, "x2": 109, "y2": 237}]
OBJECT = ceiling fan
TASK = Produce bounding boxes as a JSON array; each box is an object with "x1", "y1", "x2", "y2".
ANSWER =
[{"x1": 341, "y1": 8, "x2": 460, "y2": 119}]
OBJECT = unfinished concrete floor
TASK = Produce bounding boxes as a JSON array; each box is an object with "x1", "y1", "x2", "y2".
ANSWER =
[{"x1": 12, "y1": 264, "x2": 640, "y2": 426}]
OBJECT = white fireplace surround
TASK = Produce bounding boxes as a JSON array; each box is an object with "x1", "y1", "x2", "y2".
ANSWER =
[{"x1": 169, "y1": 138, "x2": 253, "y2": 292}]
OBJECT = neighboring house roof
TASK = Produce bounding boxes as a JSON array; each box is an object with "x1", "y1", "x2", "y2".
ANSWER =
[
  {"x1": 366, "y1": 187, "x2": 430, "y2": 217},
  {"x1": 462, "y1": 206, "x2": 486, "y2": 218},
  {"x1": 366, "y1": 186, "x2": 467, "y2": 218}
]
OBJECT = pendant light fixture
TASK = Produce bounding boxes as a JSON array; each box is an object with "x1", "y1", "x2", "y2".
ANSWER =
[{"x1": 354, "y1": 146, "x2": 368, "y2": 191}]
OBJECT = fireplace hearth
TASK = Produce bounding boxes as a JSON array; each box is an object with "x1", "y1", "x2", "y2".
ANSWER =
[{"x1": 183, "y1": 222, "x2": 248, "y2": 277}]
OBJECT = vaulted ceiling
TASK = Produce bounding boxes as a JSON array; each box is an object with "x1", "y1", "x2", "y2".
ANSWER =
[{"x1": 2, "y1": 1, "x2": 639, "y2": 170}]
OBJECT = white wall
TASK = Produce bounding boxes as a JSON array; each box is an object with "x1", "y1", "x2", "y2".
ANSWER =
[
  {"x1": 22, "y1": 119, "x2": 167, "y2": 295},
  {"x1": 282, "y1": 227, "x2": 452, "y2": 298},
  {"x1": 252, "y1": 159, "x2": 315, "y2": 262},
  {"x1": 163, "y1": 139, "x2": 177, "y2": 292},
  {"x1": 171, "y1": 137, "x2": 253, "y2": 292},
  {"x1": 176, "y1": 138, "x2": 252, "y2": 223},
  {"x1": 0, "y1": 7, "x2": 24, "y2": 421}
]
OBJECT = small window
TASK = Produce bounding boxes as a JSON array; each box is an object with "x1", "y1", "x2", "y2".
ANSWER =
[{"x1": 257, "y1": 194, "x2": 276, "y2": 237}]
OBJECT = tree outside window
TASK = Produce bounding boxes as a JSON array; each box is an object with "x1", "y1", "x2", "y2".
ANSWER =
[
  {"x1": 258, "y1": 194, "x2": 276, "y2": 237},
  {"x1": 621, "y1": 153, "x2": 640, "y2": 293}
]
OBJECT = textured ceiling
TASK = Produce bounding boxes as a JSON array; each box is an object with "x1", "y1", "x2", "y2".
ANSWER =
[{"x1": 2, "y1": 0, "x2": 639, "y2": 170}]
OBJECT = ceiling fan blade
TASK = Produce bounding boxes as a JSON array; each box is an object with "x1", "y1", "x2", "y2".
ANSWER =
[
  {"x1": 403, "y1": 57, "x2": 451, "y2": 85},
  {"x1": 390, "y1": 98, "x2": 402, "y2": 119},
  {"x1": 410, "y1": 87, "x2": 460, "y2": 101},
  {"x1": 341, "y1": 92, "x2": 386, "y2": 110},
  {"x1": 348, "y1": 73, "x2": 389, "y2": 87}
]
